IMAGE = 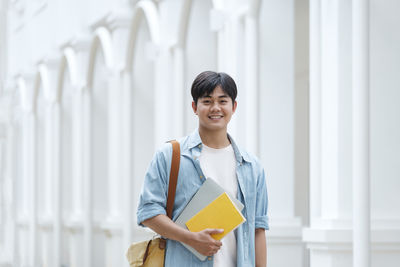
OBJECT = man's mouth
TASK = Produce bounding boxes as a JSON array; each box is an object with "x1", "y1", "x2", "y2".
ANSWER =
[{"x1": 208, "y1": 115, "x2": 223, "y2": 119}]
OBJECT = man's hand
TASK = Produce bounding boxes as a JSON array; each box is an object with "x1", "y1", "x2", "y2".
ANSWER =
[
  {"x1": 187, "y1": 228, "x2": 223, "y2": 256},
  {"x1": 142, "y1": 215, "x2": 223, "y2": 256}
]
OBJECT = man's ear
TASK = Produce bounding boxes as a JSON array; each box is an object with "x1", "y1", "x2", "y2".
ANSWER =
[
  {"x1": 192, "y1": 101, "x2": 198, "y2": 114},
  {"x1": 232, "y1": 101, "x2": 237, "y2": 113}
]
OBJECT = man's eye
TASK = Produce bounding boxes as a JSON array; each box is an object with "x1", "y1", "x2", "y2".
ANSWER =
[
  {"x1": 203, "y1": 100, "x2": 211, "y2": 104},
  {"x1": 220, "y1": 100, "x2": 227, "y2": 103}
]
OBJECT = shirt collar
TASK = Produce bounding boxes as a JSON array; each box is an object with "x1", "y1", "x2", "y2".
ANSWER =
[{"x1": 187, "y1": 129, "x2": 252, "y2": 163}]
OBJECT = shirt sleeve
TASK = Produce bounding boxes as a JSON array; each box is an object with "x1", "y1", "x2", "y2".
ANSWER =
[
  {"x1": 136, "y1": 144, "x2": 171, "y2": 226},
  {"x1": 255, "y1": 167, "x2": 269, "y2": 230}
]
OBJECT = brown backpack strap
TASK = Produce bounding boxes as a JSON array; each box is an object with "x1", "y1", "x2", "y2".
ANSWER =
[
  {"x1": 166, "y1": 140, "x2": 180, "y2": 219},
  {"x1": 158, "y1": 140, "x2": 180, "y2": 249}
]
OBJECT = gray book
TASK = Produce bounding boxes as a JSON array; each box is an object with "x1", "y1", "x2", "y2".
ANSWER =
[{"x1": 174, "y1": 178, "x2": 244, "y2": 261}]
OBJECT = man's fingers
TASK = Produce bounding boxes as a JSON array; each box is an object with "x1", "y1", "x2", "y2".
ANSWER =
[
  {"x1": 201, "y1": 229, "x2": 223, "y2": 248},
  {"x1": 192, "y1": 229, "x2": 224, "y2": 255},
  {"x1": 204, "y1": 228, "x2": 224, "y2": 235}
]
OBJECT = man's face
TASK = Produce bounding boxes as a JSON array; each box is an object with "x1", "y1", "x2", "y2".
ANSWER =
[{"x1": 192, "y1": 86, "x2": 237, "y2": 133}]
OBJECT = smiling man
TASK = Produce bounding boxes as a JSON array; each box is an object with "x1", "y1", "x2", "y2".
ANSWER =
[{"x1": 137, "y1": 71, "x2": 269, "y2": 267}]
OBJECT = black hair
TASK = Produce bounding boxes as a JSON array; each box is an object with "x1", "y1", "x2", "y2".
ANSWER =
[{"x1": 191, "y1": 71, "x2": 237, "y2": 104}]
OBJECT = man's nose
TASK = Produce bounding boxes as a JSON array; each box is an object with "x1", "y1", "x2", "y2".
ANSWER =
[{"x1": 210, "y1": 102, "x2": 221, "y2": 111}]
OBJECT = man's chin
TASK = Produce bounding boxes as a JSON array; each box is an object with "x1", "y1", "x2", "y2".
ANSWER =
[{"x1": 201, "y1": 124, "x2": 227, "y2": 132}]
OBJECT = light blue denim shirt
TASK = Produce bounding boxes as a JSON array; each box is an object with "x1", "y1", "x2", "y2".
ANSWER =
[{"x1": 137, "y1": 129, "x2": 269, "y2": 267}]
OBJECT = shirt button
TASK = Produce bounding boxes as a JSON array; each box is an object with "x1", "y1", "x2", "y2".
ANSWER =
[
  {"x1": 193, "y1": 156, "x2": 197, "y2": 160},
  {"x1": 208, "y1": 257, "x2": 212, "y2": 261},
  {"x1": 200, "y1": 175, "x2": 203, "y2": 179},
  {"x1": 198, "y1": 144, "x2": 202, "y2": 148}
]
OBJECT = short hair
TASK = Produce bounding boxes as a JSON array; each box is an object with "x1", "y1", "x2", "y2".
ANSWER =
[{"x1": 191, "y1": 71, "x2": 237, "y2": 104}]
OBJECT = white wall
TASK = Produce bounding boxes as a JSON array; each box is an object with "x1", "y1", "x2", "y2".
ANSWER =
[
  {"x1": 0, "y1": 0, "x2": 399, "y2": 267},
  {"x1": 304, "y1": 0, "x2": 400, "y2": 267}
]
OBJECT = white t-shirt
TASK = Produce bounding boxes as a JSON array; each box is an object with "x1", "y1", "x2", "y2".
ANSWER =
[{"x1": 198, "y1": 143, "x2": 237, "y2": 267}]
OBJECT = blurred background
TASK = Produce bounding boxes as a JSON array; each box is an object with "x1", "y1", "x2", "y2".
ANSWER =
[{"x1": 0, "y1": 0, "x2": 399, "y2": 266}]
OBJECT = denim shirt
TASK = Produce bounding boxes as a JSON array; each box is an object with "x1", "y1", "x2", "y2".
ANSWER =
[{"x1": 137, "y1": 130, "x2": 269, "y2": 267}]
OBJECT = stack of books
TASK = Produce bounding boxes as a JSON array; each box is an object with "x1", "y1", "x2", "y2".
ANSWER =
[{"x1": 174, "y1": 178, "x2": 246, "y2": 260}]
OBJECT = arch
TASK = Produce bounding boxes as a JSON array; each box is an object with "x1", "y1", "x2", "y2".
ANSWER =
[
  {"x1": 212, "y1": 0, "x2": 223, "y2": 9},
  {"x1": 16, "y1": 76, "x2": 32, "y2": 113},
  {"x1": 87, "y1": 27, "x2": 114, "y2": 89},
  {"x1": 125, "y1": 0, "x2": 160, "y2": 70},
  {"x1": 211, "y1": 0, "x2": 260, "y2": 15},
  {"x1": 57, "y1": 47, "x2": 79, "y2": 103},
  {"x1": 176, "y1": 0, "x2": 194, "y2": 49},
  {"x1": 176, "y1": 0, "x2": 221, "y2": 49},
  {"x1": 33, "y1": 64, "x2": 52, "y2": 112},
  {"x1": 176, "y1": 0, "x2": 261, "y2": 48},
  {"x1": 249, "y1": 0, "x2": 262, "y2": 16},
  {"x1": 180, "y1": 0, "x2": 218, "y2": 133}
]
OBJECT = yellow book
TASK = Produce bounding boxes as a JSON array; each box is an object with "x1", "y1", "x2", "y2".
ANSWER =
[{"x1": 185, "y1": 192, "x2": 246, "y2": 240}]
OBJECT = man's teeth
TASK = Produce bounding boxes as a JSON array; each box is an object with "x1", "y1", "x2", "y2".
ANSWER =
[{"x1": 210, "y1": 116, "x2": 222, "y2": 119}]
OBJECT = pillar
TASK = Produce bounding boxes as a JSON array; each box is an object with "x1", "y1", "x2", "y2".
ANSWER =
[
  {"x1": 352, "y1": 0, "x2": 370, "y2": 266},
  {"x1": 259, "y1": 0, "x2": 309, "y2": 266}
]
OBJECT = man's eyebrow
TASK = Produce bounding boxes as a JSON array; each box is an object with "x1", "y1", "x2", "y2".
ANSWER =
[{"x1": 200, "y1": 94, "x2": 229, "y2": 98}]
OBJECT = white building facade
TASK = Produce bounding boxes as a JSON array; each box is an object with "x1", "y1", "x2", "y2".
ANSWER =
[{"x1": 0, "y1": 0, "x2": 399, "y2": 267}]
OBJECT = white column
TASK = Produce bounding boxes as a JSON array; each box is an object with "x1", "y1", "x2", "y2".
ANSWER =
[
  {"x1": 172, "y1": 47, "x2": 184, "y2": 137},
  {"x1": 304, "y1": 0, "x2": 356, "y2": 267},
  {"x1": 215, "y1": 10, "x2": 226, "y2": 72},
  {"x1": 26, "y1": 112, "x2": 38, "y2": 267},
  {"x1": 154, "y1": 47, "x2": 169, "y2": 147},
  {"x1": 103, "y1": 67, "x2": 124, "y2": 266},
  {"x1": 17, "y1": 77, "x2": 33, "y2": 266},
  {"x1": 106, "y1": 70, "x2": 123, "y2": 221},
  {"x1": 224, "y1": 16, "x2": 239, "y2": 139},
  {"x1": 72, "y1": 89, "x2": 84, "y2": 219},
  {"x1": 352, "y1": 0, "x2": 370, "y2": 266},
  {"x1": 121, "y1": 70, "x2": 133, "y2": 253},
  {"x1": 68, "y1": 41, "x2": 90, "y2": 267},
  {"x1": 309, "y1": 0, "x2": 321, "y2": 226},
  {"x1": 154, "y1": 38, "x2": 177, "y2": 144},
  {"x1": 2, "y1": 98, "x2": 16, "y2": 265},
  {"x1": 244, "y1": 14, "x2": 258, "y2": 155},
  {"x1": 43, "y1": 102, "x2": 53, "y2": 220},
  {"x1": 107, "y1": 14, "x2": 130, "y2": 228},
  {"x1": 259, "y1": 1, "x2": 308, "y2": 267},
  {"x1": 0, "y1": 125, "x2": 11, "y2": 264},
  {"x1": 13, "y1": 116, "x2": 21, "y2": 266},
  {"x1": 82, "y1": 89, "x2": 92, "y2": 267},
  {"x1": 0, "y1": 0, "x2": 7, "y2": 94},
  {"x1": 70, "y1": 84, "x2": 85, "y2": 267},
  {"x1": 52, "y1": 102, "x2": 62, "y2": 267}
]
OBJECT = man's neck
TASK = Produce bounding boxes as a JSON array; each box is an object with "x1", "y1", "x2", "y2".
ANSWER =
[{"x1": 198, "y1": 127, "x2": 231, "y2": 149}]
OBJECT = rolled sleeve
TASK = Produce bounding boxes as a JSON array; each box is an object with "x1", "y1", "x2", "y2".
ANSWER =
[
  {"x1": 255, "y1": 215, "x2": 269, "y2": 230},
  {"x1": 137, "y1": 203, "x2": 167, "y2": 227},
  {"x1": 136, "y1": 145, "x2": 171, "y2": 226},
  {"x1": 255, "y1": 168, "x2": 269, "y2": 230}
]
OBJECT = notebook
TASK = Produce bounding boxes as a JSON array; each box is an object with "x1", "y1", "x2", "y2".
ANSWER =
[
  {"x1": 174, "y1": 178, "x2": 244, "y2": 260},
  {"x1": 185, "y1": 192, "x2": 246, "y2": 240}
]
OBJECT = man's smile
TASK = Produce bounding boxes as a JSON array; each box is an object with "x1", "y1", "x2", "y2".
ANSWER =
[{"x1": 208, "y1": 115, "x2": 224, "y2": 120}]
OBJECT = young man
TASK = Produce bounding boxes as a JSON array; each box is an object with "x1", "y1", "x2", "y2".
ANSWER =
[{"x1": 137, "y1": 71, "x2": 269, "y2": 267}]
